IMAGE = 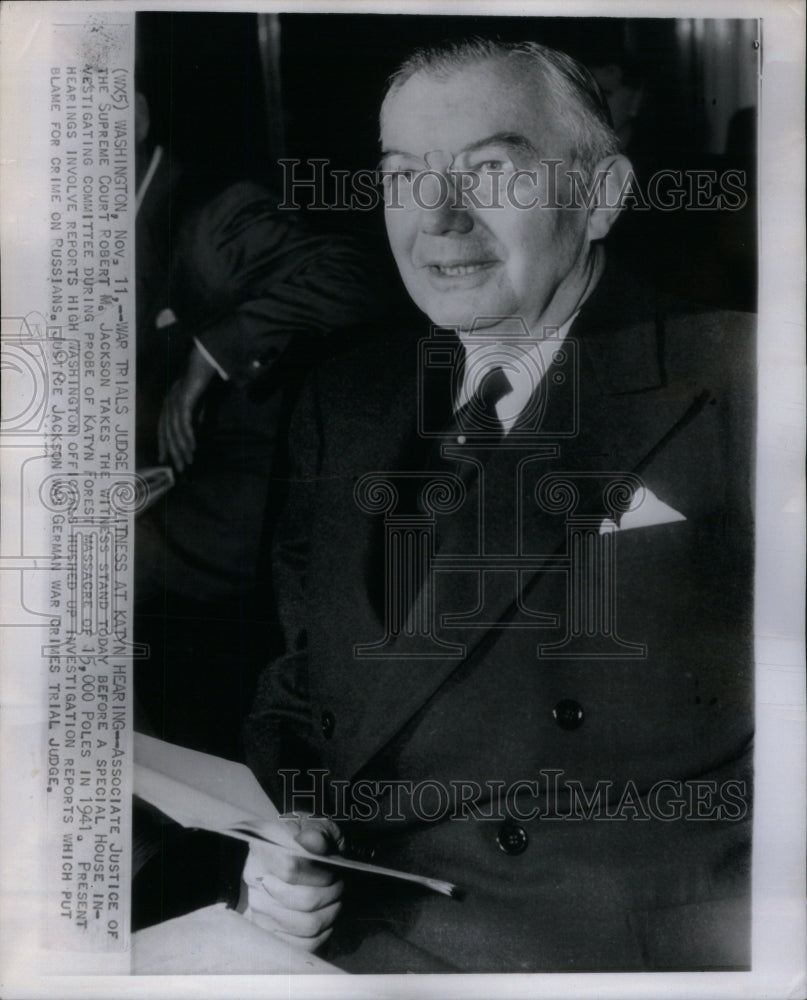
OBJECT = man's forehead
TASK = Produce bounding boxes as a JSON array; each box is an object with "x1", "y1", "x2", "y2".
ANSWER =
[{"x1": 380, "y1": 58, "x2": 561, "y2": 157}]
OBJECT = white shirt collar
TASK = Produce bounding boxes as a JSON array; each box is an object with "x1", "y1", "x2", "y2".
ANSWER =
[{"x1": 457, "y1": 311, "x2": 579, "y2": 434}]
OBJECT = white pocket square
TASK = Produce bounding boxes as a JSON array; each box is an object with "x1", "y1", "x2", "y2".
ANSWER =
[{"x1": 600, "y1": 488, "x2": 686, "y2": 534}]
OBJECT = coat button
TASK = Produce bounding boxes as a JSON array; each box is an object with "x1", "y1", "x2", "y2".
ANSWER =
[
  {"x1": 552, "y1": 699, "x2": 584, "y2": 730},
  {"x1": 497, "y1": 821, "x2": 528, "y2": 855},
  {"x1": 321, "y1": 710, "x2": 335, "y2": 740}
]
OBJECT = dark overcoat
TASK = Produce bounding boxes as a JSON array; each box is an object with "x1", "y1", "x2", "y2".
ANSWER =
[{"x1": 245, "y1": 265, "x2": 755, "y2": 973}]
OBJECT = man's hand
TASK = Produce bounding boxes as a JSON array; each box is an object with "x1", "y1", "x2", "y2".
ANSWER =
[
  {"x1": 157, "y1": 344, "x2": 217, "y2": 472},
  {"x1": 241, "y1": 815, "x2": 345, "y2": 952}
]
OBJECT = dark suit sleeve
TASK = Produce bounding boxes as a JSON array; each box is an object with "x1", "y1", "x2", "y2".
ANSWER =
[
  {"x1": 175, "y1": 182, "x2": 385, "y2": 387},
  {"x1": 243, "y1": 374, "x2": 323, "y2": 807}
]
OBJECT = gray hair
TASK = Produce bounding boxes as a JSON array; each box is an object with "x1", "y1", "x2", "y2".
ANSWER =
[{"x1": 382, "y1": 37, "x2": 619, "y2": 176}]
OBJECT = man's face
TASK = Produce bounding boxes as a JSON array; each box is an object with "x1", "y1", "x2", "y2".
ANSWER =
[{"x1": 381, "y1": 58, "x2": 592, "y2": 333}]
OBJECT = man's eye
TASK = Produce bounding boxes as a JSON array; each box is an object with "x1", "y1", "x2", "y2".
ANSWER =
[
  {"x1": 384, "y1": 169, "x2": 416, "y2": 183},
  {"x1": 468, "y1": 159, "x2": 511, "y2": 176}
]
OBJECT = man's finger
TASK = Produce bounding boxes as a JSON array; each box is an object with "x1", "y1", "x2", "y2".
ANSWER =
[
  {"x1": 245, "y1": 907, "x2": 333, "y2": 953},
  {"x1": 271, "y1": 850, "x2": 337, "y2": 887},
  {"x1": 268, "y1": 925, "x2": 334, "y2": 954},
  {"x1": 170, "y1": 401, "x2": 191, "y2": 462},
  {"x1": 247, "y1": 890, "x2": 341, "y2": 939},
  {"x1": 252, "y1": 872, "x2": 343, "y2": 912},
  {"x1": 244, "y1": 841, "x2": 337, "y2": 888},
  {"x1": 164, "y1": 407, "x2": 185, "y2": 472},
  {"x1": 168, "y1": 398, "x2": 194, "y2": 467},
  {"x1": 296, "y1": 828, "x2": 331, "y2": 856},
  {"x1": 297, "y1": 816, "x2": 345, "y2": 854},
  {"x1": 178, "y1": 392, "x2": 197, "y2": 455}
]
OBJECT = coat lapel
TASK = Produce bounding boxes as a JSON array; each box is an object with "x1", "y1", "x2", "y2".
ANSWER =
[{"x1": 340, "y1": 272, "x2": 714, "y2": 778}]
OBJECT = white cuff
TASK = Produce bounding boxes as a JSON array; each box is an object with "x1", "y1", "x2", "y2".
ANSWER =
[{"x1": 193, "y1": 337, "x2": 229, "y2": 381}]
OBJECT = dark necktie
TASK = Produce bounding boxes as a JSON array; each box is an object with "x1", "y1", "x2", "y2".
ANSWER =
[
  {"x1": 426, "y1": 365, "x2": 512, "y2": 485},
  {"x1": 365, "y1": 364, "x2": 511, "y2": 626},
  {"x1": 397, "y1": 365, "x2": 511, "y2": 624}
]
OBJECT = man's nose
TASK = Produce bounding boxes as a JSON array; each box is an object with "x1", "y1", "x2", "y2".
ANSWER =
[{"x1": 418, "y1": 175, "x2": 473, "y2": 236}]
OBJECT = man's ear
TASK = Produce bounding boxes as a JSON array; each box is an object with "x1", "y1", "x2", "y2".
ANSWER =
[{"x1": 586, "y1": 153, "x2": 633, "y2": 242}]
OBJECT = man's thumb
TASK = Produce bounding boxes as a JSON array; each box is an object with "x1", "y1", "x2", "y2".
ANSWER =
[{"x1": 295, "y1": 817, "x2": 343, "y2": 856}]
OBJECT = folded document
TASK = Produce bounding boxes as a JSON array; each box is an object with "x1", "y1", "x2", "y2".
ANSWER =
[{"x1": 133, "y1": 732, "x2": 457, "y2": 897}]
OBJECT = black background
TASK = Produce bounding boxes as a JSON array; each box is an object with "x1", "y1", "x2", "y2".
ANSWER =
[{"x1": 136, "y1": 12, "x2": 757, "y2": 309}]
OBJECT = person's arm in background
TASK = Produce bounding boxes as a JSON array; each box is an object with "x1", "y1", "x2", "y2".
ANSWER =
[
  {"x1": 157, "y1": 341, "x2": 217, "y2": 471},
  {"x1": 157, "y1": 181, "x2": 386, "y2": 470}
]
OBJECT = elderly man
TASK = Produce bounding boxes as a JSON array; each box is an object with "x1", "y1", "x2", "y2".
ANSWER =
[{"x1": 241, "y1": 39, "x2": 754, "y2": 973}]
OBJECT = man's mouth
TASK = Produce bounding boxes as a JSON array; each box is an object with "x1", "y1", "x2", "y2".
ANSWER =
[{"x1": 429, "y1": 261, "x2": 497, "y2": 277}]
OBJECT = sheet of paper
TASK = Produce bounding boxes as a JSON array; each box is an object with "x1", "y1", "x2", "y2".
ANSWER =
[
  {"x1": 133, "y1": 733, "x2": 458, "y2": 895},
  {"x1": 131, "y1": 903, "x2": 342, "y2": 974},
  {"x1": 0, "y1": 4, "x2": 803, "y2": 999}
]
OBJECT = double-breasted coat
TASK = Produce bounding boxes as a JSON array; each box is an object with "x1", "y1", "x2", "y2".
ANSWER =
[{"x1": 245, "y1": 264, "x2": 755, "y2": 972}]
